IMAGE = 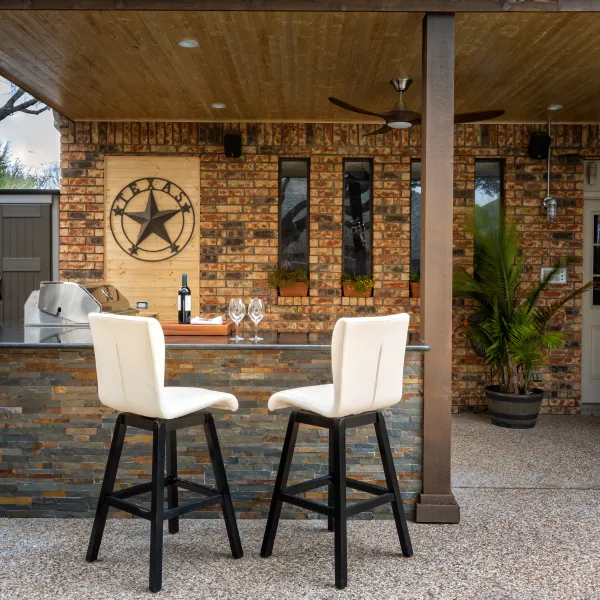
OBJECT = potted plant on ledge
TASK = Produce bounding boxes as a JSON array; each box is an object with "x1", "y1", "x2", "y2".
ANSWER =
[
  {"x1": 454, "y1": 213, "x2": 591, "y2": 429},
  {"x1": 341, "y1": 273, "x2": 375, "y2": 298},
  {"x1": 410, "y1": 272, "x2": 420, "y2": 298},
  {"x1": 268, "y1": 265, "x2": 309, "y2": 297}
]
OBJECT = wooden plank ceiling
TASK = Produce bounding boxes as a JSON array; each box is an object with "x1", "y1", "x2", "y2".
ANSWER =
[
  {"x1": 0, "y1": 11, "x2": 599, "y2": 123},
  {"x1": 0, "y1": 1, "x2": 592, "y2": 13}
]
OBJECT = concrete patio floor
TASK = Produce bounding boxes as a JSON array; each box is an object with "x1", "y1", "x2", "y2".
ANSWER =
[{"x1": 1, "y1": 413, "x2": 599, "y2": 600}]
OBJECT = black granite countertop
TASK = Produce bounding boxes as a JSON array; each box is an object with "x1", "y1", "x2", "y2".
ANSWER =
[{"x1": 0, "y1": 327, "x2": 430, "y2": 352}]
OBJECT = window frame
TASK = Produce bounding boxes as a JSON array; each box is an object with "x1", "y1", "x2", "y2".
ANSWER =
[
  {"x1": 410, "y1": 159, "x2": 422, "y2": 275},
  {"x1": 474, "y1": 158, "x2": 505, "y2": 277},
  {"x1": 342, "y1": 157, "x2": 374, "y2": 276},
  {"x1": 278, "y1": 157, "x2": 311, "y2": 273},
  {"x1": 474, "y1": 158, "x2": 505, "y2": 218}
]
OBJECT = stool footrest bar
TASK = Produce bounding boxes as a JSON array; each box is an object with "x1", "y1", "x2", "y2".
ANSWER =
[
  {"x1": 282, "y1": 475, "x2": 331, "y2": 496},
  {"x1": 106, "y1": 496, "x2": 151, "y2": 520},
  {"x1": 112, "y1": 482, "x2": 153, "y2": 500},
  {"x1": 173, "y1": 477, "x2": 219, "y2": 497},
  {"x1": 345, "y1": 478, "x2": 389, "y2": 496},
  {"x1": 164, "y1": 495, "x2": 223, "y2": 520},
  {"x1": 346, "y1": 492, "x2": 395, "y2": 517},
  {"x1": 278, "y1": 492, "x2": 334, "y2": 517}
]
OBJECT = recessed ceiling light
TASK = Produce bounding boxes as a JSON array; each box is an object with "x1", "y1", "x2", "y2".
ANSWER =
[
  {"x1": 547, "y1": 104, "x2": 563, "y2": 111},
  {"x1": 211, "y1": 102, "x2": 226, "y2": 109},
  {"x1": 178, "y1": 39, "x2": 198, "y2": 48}
]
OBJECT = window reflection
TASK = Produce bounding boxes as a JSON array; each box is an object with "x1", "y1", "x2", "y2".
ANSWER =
[
  {"x1": 475, "y1": 160, "x2": 503, "y2": 276},
  {"x1": 279, "y1": 159, "x2": 309, "y2": 271},
  {"x1": 410, "y1": 162, "x2": 421, "y2": 275},
  {"x1": 475, "y1": 160, "x2": 503, "y2": 226},
  {"x1": 343, "y1": 160, "x2": 372, "y2": 275}
]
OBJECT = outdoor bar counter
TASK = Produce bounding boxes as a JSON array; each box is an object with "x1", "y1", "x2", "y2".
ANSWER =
[{"x1": 0, "y1": 328, "x2": 428, "y2": 520}]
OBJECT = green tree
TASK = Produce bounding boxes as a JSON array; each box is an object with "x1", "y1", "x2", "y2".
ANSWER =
[{"x1": 0, "y1": 140, "x2": 59, "y2": 189}]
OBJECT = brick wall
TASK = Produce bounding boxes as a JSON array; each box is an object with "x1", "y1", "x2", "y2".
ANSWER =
[{"x1": 59, "y1": 120, "x2": 600, "y2": 412}]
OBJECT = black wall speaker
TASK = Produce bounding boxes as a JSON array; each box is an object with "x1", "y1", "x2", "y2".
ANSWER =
[
  {"x1": 528, "y1": 132, "x2": 551, "y2": 160},
  {"x1": 223, "y1": 133, "x2": 242, "y2": 158}
]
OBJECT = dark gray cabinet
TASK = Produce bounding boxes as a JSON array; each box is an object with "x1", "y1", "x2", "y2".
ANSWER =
[{"x1": 0, "y1": 203, "x2": 52, "y2": 327}]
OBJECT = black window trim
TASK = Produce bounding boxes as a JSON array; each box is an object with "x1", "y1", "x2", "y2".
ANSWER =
[
  {"x1": 342, "y1": 157, "x2": 374, "y2": 276},
  {"x1": 278, "y1": 157, "x2": 310, "y2": 273}
]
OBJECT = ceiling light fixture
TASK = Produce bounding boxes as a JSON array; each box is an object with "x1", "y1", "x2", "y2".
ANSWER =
[
  {"x1": 211, "y1": 102, "x2": 226, "y2": 109},
  {"x1": 547, "y1": 104, "x2": 563, "y2": 111},
  {"x1": 178, "y1": 39, "x2": 198, "y2": 48},
  {"x1": 387, "y1": 120, "x2": 413, "y2": 130}
]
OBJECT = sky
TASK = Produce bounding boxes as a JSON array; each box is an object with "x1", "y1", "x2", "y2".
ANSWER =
[{"x1": 0, "y1": 76, "x2": 60, "y2": 173}]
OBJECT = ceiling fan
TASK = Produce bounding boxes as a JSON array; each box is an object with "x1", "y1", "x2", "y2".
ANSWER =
[{"x1": 328, "y1": 76, "x2": 505, "y2": 135}]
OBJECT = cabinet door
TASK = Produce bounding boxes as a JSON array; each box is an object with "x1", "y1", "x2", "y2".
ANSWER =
[{"x1": 0, "y1": 204, "x2": 52, "y2": 327}]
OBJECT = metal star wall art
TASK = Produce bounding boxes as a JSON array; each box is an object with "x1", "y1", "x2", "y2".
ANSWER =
[{"x1": 109, "y1": 177, "x2": 195, "y2": 262}]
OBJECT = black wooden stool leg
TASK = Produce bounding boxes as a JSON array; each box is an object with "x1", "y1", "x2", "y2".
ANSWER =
[
  {"x1": 332, "y1": 417, "x2": 348, "y2": 589},
  {"x1": 327, "y1": 427, "x2": 334, "y2": 532},
  {"x1": 149, "y1": 420, "x2": 166, "y2": 593},
  {"x1": 86, "y1": 413, "x2": 127, "y2": 562},
  {"x1": 375, "y1": 411, "x2": 413, "y2": 558},
  {"x1": 260, "y1": 411, "x2": 300, "y2": 558},
  {"x1": 204, "y1": 412, "x2": 243, "y2": 559},
  {"x1": 166, "y1": 428, "x2": 179, "y2": 534}
]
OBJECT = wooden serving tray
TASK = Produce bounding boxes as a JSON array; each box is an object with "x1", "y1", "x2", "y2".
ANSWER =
[{"x1": 161, "y1": 321, "x2": 235, "y2": 336}]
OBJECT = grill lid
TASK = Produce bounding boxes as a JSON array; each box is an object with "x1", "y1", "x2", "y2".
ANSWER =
[{"x1": 25, "y1": 281, "x2": 137, "y2": 326}]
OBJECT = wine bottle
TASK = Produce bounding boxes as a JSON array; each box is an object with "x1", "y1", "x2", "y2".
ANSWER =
[{"x1": 178, "y1": 273, "x2": 191, "y2": 324}]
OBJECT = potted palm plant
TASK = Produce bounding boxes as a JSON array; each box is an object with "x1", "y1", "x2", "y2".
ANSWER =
[
  {"x1": 454, "y1": 212, "x2": 591, "y2": 429},
  {"x1": 341, "y1": 273, "x2": 375, "y2": 298},
  {"x1": 268, "y1": 266, "x2": 309, "y2": 297}
]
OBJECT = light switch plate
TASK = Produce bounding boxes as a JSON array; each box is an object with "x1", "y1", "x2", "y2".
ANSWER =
[{"x1": 541, "y1": 267, "x2": 567, "y2": 284}]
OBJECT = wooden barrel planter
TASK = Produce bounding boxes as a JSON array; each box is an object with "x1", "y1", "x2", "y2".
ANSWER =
[{"x1": 484, "y1": 385, "x2": 544, "y2": 429}]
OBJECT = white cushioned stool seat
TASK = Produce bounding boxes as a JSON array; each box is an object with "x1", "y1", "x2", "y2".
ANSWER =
[
  {"x1": 160, "y1": 387, "x2": 237, "y2": 419},
  {"x1": 269, "y1": 384, "x2": 335, "y2": 417},
  {"x1": 89, "y1": 312, "x2": 238, "y2": 419},
  {"x1": 268, "y1": 314, "x2": 410, "y2": 418}
]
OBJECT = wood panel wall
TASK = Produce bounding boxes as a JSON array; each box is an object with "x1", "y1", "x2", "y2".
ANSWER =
[{"x1": 104, "y1": 156, "x2": 200, "y2": 321}]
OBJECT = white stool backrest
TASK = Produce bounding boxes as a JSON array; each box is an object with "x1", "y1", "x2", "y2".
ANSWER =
[
  {"x1": 331, "y1": 314, "x2": 410, "y2": 417},
  {"x1": 89, "y1": 313, "x2": 165, "y2": 418}
]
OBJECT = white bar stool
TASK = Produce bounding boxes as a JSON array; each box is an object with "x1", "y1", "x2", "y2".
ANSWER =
[
  {"x1": 260, "y1": 314, "x2": 413, "y2": 589},
  {"x1": 85, "y1": 313, "x2": 243, "y2": 593}
]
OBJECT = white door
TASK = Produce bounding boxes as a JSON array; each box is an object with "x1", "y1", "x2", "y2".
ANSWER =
[{"x1": 582, "y1": 161, "x2": 600, "y2": 407}]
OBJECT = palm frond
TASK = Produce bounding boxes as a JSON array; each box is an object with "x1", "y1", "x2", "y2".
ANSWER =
[{"x1": 453, "y1": 207, "x2": 593, "y2": 395}]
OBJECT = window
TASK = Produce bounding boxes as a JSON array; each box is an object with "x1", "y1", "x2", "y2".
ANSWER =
[
  {"x1": 279, "y1": 159, "x2": 309, "y2": 272},
  {"x1": 410, "y1": 161, "x2": 421, "y2": 275},
  {"x1": 343, "y1": 160, "x2": 372, "y2": 275},
  {"x1": 410, "y1": 160, "x2": 504, "y2": 275},
  {"x1": 474, "y1": 160, "x2": 503, "y2": 272},
  {"x1": 475, "y1": 160, "x2": 503, "y2": 226}
]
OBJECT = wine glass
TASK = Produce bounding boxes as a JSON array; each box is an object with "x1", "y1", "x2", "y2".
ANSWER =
[
  {"x1": 248, "y1": 298, "x2": 264, "y2": 342},
  {"x1": 228, "y1": 298, "x2": 245, "y2": 342}
]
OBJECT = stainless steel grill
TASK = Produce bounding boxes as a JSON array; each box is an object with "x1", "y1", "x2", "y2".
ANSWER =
[{"x1": 25, "y1": 281, "x2": 138, "y2": 326}]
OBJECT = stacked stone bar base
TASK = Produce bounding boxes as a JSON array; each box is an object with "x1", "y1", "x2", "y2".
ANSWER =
[{"x1": 0, "y1": 348, "x2": 423, "y2": 519}]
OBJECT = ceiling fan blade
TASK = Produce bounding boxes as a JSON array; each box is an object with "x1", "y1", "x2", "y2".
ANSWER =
[
  {"x1": 366, "y1": 125, "x2": 392, "y2": 136},
  {"x1": 454, "y1": 109, "x2": 505, "y2": 124},
  {"x1": 328, "y1": 97, "x2": 385, "y2": 119}
]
